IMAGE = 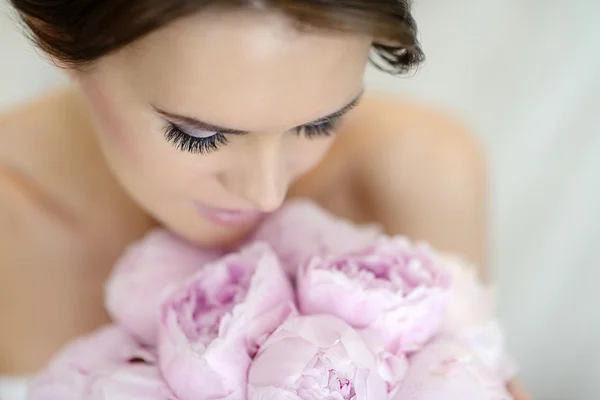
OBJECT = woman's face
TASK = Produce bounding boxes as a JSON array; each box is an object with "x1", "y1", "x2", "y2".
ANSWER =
[{"x1": 75, "y1": 9, "x2": 372, "y2": 246}]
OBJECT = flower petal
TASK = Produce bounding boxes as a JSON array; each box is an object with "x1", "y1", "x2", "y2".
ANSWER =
[
  {"x1": 105, "y1": 229, "x2": 221, "y2": 345},
  {"x1": 248, "y1": 315, "x2": 387, "y2": 400},
  {"x1": 158, "y1": 243, "x2": 294, "y2": 400},
  {"x1": 251, "y1": 200, "x2": 381, "y2": 276},
  {"x1": 393, "y1": 337, "x2": 512, "y2": 400}
]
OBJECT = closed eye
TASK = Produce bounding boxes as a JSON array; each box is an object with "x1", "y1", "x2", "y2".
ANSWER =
[
  {"x1": 156, "y1": 89, "x2": 363, "y2": 154},
  {"x1": 163, "y1": 123, "x2": 228, "y2": 155},
  {"x1": 295, "y1": 119, "x2": 339, "y2": 139}
]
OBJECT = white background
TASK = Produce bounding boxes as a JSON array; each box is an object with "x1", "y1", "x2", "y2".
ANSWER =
[{"x1": 1, "y1": 1, "x2": 599, "y2": 399}]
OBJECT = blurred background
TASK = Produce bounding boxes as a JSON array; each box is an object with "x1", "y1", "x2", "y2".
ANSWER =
[{"x1": 1, "y1": 0, "x2": 599, "y2": 399}]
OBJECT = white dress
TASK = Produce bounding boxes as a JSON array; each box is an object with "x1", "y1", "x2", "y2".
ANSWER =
[{"x1": 0, "y1": 376, "x2": 29, "y2": 400}]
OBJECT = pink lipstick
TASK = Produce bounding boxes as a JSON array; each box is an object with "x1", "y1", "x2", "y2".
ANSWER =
[{"x1": 193, "y1": 202, "x2": 264, "y2": 226}]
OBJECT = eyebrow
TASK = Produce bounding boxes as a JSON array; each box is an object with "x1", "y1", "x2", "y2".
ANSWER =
[{"x1": 152, "y1": 90, "x2": 365, "y2": 135}]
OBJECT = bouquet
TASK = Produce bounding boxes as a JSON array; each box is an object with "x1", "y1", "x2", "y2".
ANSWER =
[{"x1": 28, "y1": 200, "x2": 516, "y2": 399}]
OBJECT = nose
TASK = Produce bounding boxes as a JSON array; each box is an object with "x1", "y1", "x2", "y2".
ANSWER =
[{"x1": 220, "y1": 137, "x2": 288, "y2": 212}]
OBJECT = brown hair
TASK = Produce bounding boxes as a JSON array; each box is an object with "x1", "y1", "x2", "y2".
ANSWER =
[{"x1": 10, "y1": 0, "x2": 424, "y2": 74}]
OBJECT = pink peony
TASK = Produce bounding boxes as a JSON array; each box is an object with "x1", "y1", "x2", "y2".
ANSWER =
[
  {"x1": 297, "y1": 236, "x2": 451, "y2": 355},
  {"x1": 158, "y1": 243, "x2": 296, "y2": 400},
  {"x1": 105, "y1": 229, "x2": 222, "y2": 345},
  {"x1": 88, "y1": 364, "x2": 177, "y2": 400},
  {"x1": 439, "y1": 255, "x2": 518, "y2": 380},
  {"x1": 28, "y1": 326, "x2": 175, "y2": 400},
  {"x1": 251, "y1": 200, "x2": 381, "y2": 276},
  {"x1": 392, "y1": 337, "x2": 513, "y2": 400},
  {"x1": 248, "y1": 315, "x2": 388, "y2": 400}
]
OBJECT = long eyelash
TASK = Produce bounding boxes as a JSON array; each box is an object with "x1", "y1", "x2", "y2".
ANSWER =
[
  {"x1": 165, "y1": 116, "x2": 336, "y2": 154},
  {"x1": 296, "y1": 120, "x2": 337, "y2": 139},
  {"x1": 164, "y1": 123, "x2": 228, "y2": 155}
]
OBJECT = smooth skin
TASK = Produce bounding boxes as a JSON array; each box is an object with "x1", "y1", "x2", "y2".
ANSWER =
[{"x1": 0, "y1": 8, "x2": 529, "y2": 399}]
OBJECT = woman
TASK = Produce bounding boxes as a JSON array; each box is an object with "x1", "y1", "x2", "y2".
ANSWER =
[{"x1": 0, "y1": 0, "x2": 528, "y2": 398}]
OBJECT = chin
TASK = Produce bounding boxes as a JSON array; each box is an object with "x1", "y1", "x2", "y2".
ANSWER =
[{"x1": 170, "y1": 220, "x2": 256, "y2": 250}]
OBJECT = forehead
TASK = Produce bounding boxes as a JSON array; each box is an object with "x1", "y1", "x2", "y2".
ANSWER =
[{"x1": 110, "y1": 9, "x2": 372, "y2": 131}]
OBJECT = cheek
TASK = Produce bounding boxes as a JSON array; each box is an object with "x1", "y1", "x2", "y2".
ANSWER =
[
  {"x1": 78, "y1": 77, "x2": 201, "y2": 192},
  {"x1": 79, "y1": 78, "x2": 142, "y2": 160},
  {"x1": 80, "y1": 76, "x2": 175, "y2": 175},
  {"x1": 287, "y1": 136, "x2": 335, "y2": 177}
]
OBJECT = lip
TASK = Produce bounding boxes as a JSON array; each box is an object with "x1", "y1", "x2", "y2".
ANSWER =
[{"x1": 193, "y1": 201, "x2": 265, "y2": 226}]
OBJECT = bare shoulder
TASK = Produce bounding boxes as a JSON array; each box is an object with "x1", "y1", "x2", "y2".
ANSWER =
[
  {"x1": 0, "y1": 88, "x2": 111, "y2": 269},
  {"x1": 337, "y1": 92, "x2": 488, "y2": 265},
  {"x1": 0, "y1": 88, "x2": 83, "y2": 163},
  {"x1": 0, "y1": 90, "x2": 152, "y2": 372},
  {"x1": 0, "y1": 89, "x2": 77, "y2": 228},
  {"x1": 0, "y1": 90, "x2": 87, "y2": 299},
  {"x1": 0, "y1": 88, "x2": 150, "y2": 237},
  {"x1": 0, "y1": 87, "x2": 99, "y2": 208},
  {"x1": 0, "y1": 91, "x2": 102, "y2": 372},
  {"x1": 344, "y1": 92, "x2": 486, "y2": 180},
  {"x1": 338, "y1": 92, "x2": 486, "y2": 202}
]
